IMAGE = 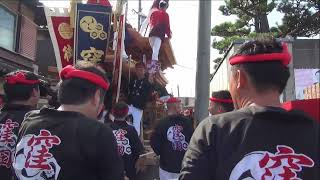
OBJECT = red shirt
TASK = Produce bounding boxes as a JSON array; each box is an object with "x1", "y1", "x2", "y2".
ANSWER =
[{"x1": 149, "y1": 8, "x2": 171, "y2": 40}]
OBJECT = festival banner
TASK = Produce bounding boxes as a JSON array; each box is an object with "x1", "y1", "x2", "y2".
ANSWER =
[
  {"x1": 112, "y1": 3, "x2": 128, "y2": 104},
  {"x1": 74, "y1": 3, "x2": 112, "y2": 64},
  {"x1": 44, "y1": 7, "x2": 74, "y2": 71}
]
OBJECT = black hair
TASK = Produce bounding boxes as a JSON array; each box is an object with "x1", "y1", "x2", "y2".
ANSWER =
[
  {"x1": 159, "y1": 0, "x2": 168, "y2": 9},
  {"x1": 3, "y1": 70, "x2": 39, "y2": 102},
  {"x1": 58, "y1": 62, "x2": 108, "y2": 105},
  {"x1": 211, "y1": 90, "x2": 234, "y2": 112},
  {"x1": 231, "y1": 38, "x2": 290, "y2": 94},
  {"x1": 112, "y1": 101, "x2": 129, "y2": 119},
  {"x1": 151, "y1": 0, "x2": 168, "y2": 9},
  {"x1": 38, "y1": 79, "x2": 55, "y2": 97}
]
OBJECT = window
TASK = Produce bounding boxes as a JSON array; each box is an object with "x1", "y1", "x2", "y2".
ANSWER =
[{"x1": 0, "y1": 5, "x2": 17, "y2": 51}]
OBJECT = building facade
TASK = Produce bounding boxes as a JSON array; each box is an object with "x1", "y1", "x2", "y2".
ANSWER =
[
  {"x1": 0, "y1": 0, "x2": 39, "y2": 74},
  {"x1": 210, "y1": 39, "x2": 320, "y2": 102},
  {"x1": 0, "y1": 0, "x2": 40, "y2": 95}
]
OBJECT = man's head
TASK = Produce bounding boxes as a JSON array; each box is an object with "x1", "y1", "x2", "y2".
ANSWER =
[
  {"x1": 58, "y1": 62, "x2": 109, "y2": 119},
  {"x1": 3, "y1": 70, "x2": 40, "y2": 107},
  {"x1": 229, "y1": 38, "x2": 291, "y2": 109},
  {"x1": 208, "y1": 90, "x2": 234, "y2": 115},
  {"x1": 159, "y1": 0, "x2": 169, "y2": 9},
  {"x1": 151, "y1": 0, "x2": 169, "y2": 9},
  {"x1": 135, "y1": 62, "x2": 146, "y2": 80},
  {"x1": 166, "y1": 97, "x2": 181, "y2": 115},
  {"x1": 112, "y1": 101, "x2": 129, "y2": 120}
]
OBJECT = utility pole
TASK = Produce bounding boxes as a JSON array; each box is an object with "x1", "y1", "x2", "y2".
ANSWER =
[
  {"x1": 138, "y1": 0, "x2": 142, "y2": 31},
  {"x1": 194, "y1": 0, "x2": 211, "y2": 123}
]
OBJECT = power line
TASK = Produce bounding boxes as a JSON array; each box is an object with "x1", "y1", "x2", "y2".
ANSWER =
[{"x1": 175, "y1": 64, "x2": 194, "y2": 70}]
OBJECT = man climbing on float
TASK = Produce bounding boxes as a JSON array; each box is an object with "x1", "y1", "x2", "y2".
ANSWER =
[
  {"x1": 128, "y1": 62, "x2": 154, "y2": 136},
  {"x1": 147, "y1": 0, "x2": 171, "y2": 74}
]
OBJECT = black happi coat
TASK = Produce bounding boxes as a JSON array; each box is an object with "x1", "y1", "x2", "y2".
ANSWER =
[
  {"x1": 150, "y1": 114, "x2": 194, "y2": 173},
  {"x1": 0, "y1": 104, "x2": 33, "y2": 180},
  {"x1": 180, "y1": 106, "x2": 320, "y2": 180},
  {"x1": 110, "y1": 120, "x2": 144, "y2": 180},
  {"x1": 128, "y1": 77, "x2": 152, "y2": 110},
  {"x1": 14, "y1": 108, "x2": 124, "y2": 180}
]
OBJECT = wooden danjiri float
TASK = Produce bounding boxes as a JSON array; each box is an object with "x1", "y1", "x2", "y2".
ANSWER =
[{"x1": 44, "y1": 1, "x2": 179, "y2": 172}]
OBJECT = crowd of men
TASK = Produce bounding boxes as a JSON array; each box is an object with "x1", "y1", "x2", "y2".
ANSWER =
[{"x1": 0, "y1": 38, "x2": 319, "y2": 180}]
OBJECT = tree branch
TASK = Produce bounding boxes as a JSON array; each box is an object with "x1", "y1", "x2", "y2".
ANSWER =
[{"x1": 286, "y1": 11, "x2": 320, "y2": 36}]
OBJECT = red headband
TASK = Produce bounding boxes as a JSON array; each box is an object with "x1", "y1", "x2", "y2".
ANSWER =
[
  {"x1": 209, "y1": 97, "x2": 233, "y2": 104},
  {"x1": 5, "y1": 72, "x2": 39, "y2": 85},
  {"x1": 167, "y1": 97, "x2": 181, "y2": 104},
  {"x1": 112, "y1": 107, "x2": 129, "y2": 117},
  {"x1": 60, "y1": 65, "x2": 109, "y2": 90},
  {"x1": 229, "y1": 43, "x2": 291, "y2": 66}
]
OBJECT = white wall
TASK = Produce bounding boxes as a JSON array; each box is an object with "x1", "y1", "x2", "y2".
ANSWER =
[{"x1": 209, "y1": 45, "x2": 238, "y2": 94}]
